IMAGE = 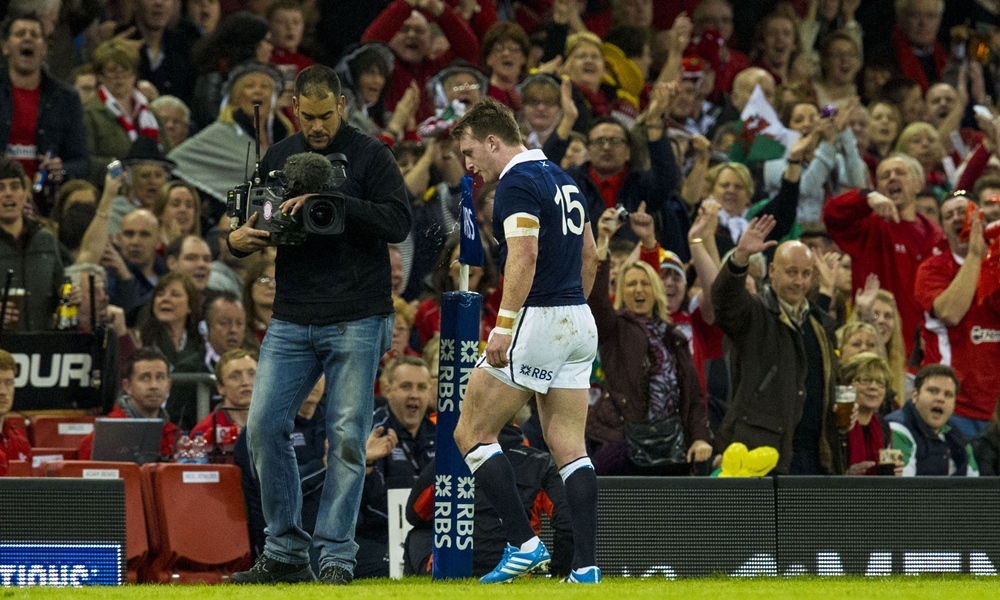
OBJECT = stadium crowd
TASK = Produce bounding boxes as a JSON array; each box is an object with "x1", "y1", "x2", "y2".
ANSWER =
[{"x1": 3, "y1": 0, "x2": 1000, "y2": 579}]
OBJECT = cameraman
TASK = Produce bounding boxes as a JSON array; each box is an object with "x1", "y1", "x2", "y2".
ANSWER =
[{"x1": 227, "y1": 65, "x2": 411, "y2": 585}]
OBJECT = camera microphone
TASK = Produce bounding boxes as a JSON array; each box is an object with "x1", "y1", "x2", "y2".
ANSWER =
[{"x1": 283, "y1": 152, "x2": 335, "y2": 195}]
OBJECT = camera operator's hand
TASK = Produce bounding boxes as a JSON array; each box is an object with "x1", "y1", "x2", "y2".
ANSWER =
[
  {"x1": 279, "y1": 194, "x2": 312, "y2": 218},
  {"x1": 229, "y1": 212, "x2": 272, "y2": 253}
]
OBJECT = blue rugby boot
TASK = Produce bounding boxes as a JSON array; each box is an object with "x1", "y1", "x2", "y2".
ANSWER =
[
  {"x1": 479, "y1": 542, "x2": 551, "y2": 584},
  {"x1": 563, "y1": 566, "x2": 602, "y2": 583}
]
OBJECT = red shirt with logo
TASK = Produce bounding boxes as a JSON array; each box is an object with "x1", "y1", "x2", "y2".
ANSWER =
[
  {"x1": 915, "y1": 250, "x2": 1000, "y2": 420},
  {"x1": 8, "y1": 86, "x2": 41, "y2": 178},
  {"x1": 824, "y1": 189, "x2": 944, "y2": 358},
  {"x1": 190, "y1": 406, "x2": 242, "y2": 451}
]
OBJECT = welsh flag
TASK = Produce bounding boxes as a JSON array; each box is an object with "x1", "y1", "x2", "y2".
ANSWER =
[{"x1": 728, "y1": 85, "x2": 799, "y2": 164}]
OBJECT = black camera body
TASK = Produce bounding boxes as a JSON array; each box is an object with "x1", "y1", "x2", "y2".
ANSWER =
[{"x1": 228, "y1": 153, "x2": 349, "y2": 245}]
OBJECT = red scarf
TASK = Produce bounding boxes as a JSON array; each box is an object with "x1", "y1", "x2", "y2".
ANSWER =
[
  {"x1": 847, "y1": 414, "x2": 885, "y2": 474},
  {"x1": 891, "y1": 25, "x2": 948, "y2": 92},
  {"x1": 575, "y1": 83, "x2": 610, "y2": 118},
  {"x1": 97, "y1": 85, "x2": 160, "y2": 144}
]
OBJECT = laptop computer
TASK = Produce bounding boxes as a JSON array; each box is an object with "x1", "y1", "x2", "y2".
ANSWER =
[{"x1": 90, "y1": 418, "x2": 165, "y2": 464}]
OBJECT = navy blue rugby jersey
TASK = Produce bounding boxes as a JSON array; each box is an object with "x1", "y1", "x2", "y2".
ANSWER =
[{"x1": 493, "y1": 149, "x2": 589, "y2": 307}]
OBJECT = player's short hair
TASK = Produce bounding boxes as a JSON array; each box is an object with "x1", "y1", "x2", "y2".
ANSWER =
[{"x1": 452, "y1": 98, "x2": 523, "y2": 147}]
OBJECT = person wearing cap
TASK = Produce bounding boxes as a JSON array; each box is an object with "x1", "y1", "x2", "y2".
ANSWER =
[
  {"x1": 168, "y1": 61, "x2": 293, "y2": 212},
  {"x1": 83, "y1": 38, "x2": 172, "y2": 188},
  {"x1": 106, "y1": 136, "x2": 176, "y2": 237},
  {"x1": 671, "y1": 56, "x2": 721, "y2": 138},
  {"x1": 0, "y1": 157, "x2": 64, "y2": 332}
]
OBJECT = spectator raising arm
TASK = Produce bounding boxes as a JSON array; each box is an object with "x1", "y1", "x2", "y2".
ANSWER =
[
  {"x1": 687, "y1": 199, "x2": 722, "y2": 325},
  {"x1": 75, "y1": 170, "x2": 126, "y2": 265}
]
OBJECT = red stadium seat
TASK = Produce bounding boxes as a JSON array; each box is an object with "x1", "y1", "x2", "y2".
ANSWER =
[
  {"x1": 29, "y1": 416, "x2": 96, "y2": 448},
  {"x1": 44, "y1": 461, "x2": 149, "y2": 582},
  {"x1": 7, "y1": 460, "x2": 31, "y2": 477},
  {"x1": 142, "y1": 463, "x2": 251, "y2": 583}
]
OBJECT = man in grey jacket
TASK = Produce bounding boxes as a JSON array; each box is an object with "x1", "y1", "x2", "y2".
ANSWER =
[{"x1": 0, "y1": 158, "x2": 62, "y2": 332}]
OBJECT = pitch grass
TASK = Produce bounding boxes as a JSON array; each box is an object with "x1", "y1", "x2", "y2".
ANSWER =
[{"x1": 2, "y1": 576, "x2": 998, "y2": 600}]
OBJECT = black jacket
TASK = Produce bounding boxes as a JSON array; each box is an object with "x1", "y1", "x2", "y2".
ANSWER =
[
  {"x1": 0, "y1": 69, "x2": 89, "y2": 181},
  {"x1": 971, "y1": 424, "x2": 1000, "y2": 476},
  {"x1": 249, "y1": 125, "x2": 412, "y2": 325},
  {"x1": 357, "y1": 403, "x2": 436, "y2": 541}
]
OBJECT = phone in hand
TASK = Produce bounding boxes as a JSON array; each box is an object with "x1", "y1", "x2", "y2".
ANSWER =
[{"x1": 107, "y1": 160, "x2": 123, "y2": 179}]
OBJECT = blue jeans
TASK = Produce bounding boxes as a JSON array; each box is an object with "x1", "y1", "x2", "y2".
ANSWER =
[
  {"x1": 948, "y1": 414, "x2": 989, "y2": 441},
  {"x1": 247, "y1": 315, "x2": 392, "y2": 571}
]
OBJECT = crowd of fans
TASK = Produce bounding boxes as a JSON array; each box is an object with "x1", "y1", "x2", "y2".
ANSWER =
[{"x1": 3, "y1": 0, "x2": 1000, "y2": 578}]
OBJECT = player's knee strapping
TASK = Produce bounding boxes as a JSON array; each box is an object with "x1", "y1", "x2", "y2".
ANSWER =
[{"x1": 463, "y1": 443, "x2": 503, "y2": 474}]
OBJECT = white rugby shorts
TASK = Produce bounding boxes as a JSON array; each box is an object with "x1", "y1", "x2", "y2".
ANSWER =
[{"x1": 477, "y1": 304, "x2": 597, "y2": 393}]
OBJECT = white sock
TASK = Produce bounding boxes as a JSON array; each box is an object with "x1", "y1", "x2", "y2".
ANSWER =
[{"x1": 519, "y1": 536, "x2": 540, "y2": 553}]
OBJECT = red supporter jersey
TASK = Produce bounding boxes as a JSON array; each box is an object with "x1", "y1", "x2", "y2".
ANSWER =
[
  {"x1": 190, "y1": 407, "x2": 241, "y2": 449},
  {"x1": 824, "y1": 189, "x2": 944, "y2": 358},
  {"x1": 0, "y1": 419, "x2": 33, "y2": 476},
  {"x1": 915, "y1": 250, "x2": 1000, "y2": 420},
  {"x1": 8, "y1": 86, "x2": 41, "y2": 178}
]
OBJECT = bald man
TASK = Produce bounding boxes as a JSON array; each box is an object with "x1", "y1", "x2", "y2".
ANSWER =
[
  {"x1": 711, "y1": 215, "x2": 842, "y2": 475},
  {"x1": 114, "y1": 209, "x2": 168, "y2": 326},
  {"x1": 711, "y1": 67, "x2": 777, "y2": 139}
]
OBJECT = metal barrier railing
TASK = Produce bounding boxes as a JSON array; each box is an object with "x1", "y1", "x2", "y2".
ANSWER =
[{"x1": 167, "y1": 372, "x2": 217, "y2": 423}]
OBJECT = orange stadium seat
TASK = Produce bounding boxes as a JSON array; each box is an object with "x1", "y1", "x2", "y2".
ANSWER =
[
  {"x1": 142, "y1": 463, "x2": 251, "y2": 583},
  {"x1": 29, "y1": 416, "x2": 96, "y2": 448},
  {"x1": 44, "y1": 461, "x2": 149, "y2": 582},
  {"x1": 7, "y1": 460, "x2": 31, "y2": 477}
]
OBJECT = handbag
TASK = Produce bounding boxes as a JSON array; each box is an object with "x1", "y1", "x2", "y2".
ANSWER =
[{"x1": 623, "y1": 416, "x2": 688, "y2": 467}]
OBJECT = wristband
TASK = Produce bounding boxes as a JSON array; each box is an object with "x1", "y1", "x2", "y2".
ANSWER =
[
  {"x1": 492, "y1": 327, "x2": 513, "y2": 336},
  {"x1": 689, "y1": 238, "x2": 703, "y2": 245},
  {"x1": 496, "y1": 308, "x2": 519, "y2": 331}
]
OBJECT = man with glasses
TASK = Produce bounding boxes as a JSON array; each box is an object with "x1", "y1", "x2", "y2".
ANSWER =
[
  {"x1": 915, "y1": 192, "x2": 1000, "y2": 440},
  {"x1": 543, "y1": 83, "x2": 688, "y2": 256}
]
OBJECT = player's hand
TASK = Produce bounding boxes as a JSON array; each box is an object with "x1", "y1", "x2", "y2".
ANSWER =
[
  {"x1": 687, "y1": 439, "x2": 713, "y2": 463},
  {"x1": 485, "y1": 328, "x2": 512, "y2": 368},
  {"x1": 228, "y1": 212, "x2": 272, "y2": 253}
]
